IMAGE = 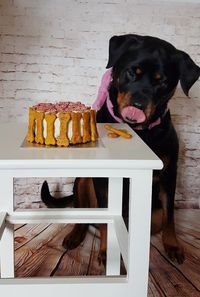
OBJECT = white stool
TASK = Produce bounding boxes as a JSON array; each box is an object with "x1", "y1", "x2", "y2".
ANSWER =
[{"x1": 0, "y1": 123, "x2": 162, "y2": 297}]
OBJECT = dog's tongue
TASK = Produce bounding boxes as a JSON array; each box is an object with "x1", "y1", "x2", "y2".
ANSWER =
[{"x1": 121, "y1": 106, "x2": 146, "y2": 123}]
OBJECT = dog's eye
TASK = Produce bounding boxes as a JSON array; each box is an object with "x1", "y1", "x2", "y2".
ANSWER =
[
  {"x1": 126, "y1": 68, "x2": 142, "y2": 81},
  {"x1": 154, "y1": 73, "x2": 162, "y2": 80},
  {"x1": 126, "y1": 69, "x2": 136, "y2": 81},
  {"x1": 135, "y1": 68, "x2": 142, "y2": 75}
]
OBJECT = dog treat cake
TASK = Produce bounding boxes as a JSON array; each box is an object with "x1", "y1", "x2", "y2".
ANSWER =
[{"x1": 26, "y1": 102, "x2": 98, "y2": 147}]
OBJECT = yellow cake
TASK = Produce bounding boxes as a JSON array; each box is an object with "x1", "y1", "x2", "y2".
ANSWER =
[{"x1": 26, "y1": 102, "x2": 98, "y2": 147}]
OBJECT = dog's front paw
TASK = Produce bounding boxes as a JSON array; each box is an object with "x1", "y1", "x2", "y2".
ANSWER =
[
  {"x1": 62, "y1": 225, "x2": 88, "y2": 250},
  {"x1": 164, "y1": 241, "x2": 185, "y2": 264},
  {"x1": 62, "y1": 232, "x2": 82, "y2": 250}
]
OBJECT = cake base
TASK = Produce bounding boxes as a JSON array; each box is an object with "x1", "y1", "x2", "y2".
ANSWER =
[{"x1": 21, "y1": 137, "x2": 104, "y2": 149}]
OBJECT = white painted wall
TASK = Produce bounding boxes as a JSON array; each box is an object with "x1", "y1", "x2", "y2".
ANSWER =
[{"x1": 0, "y1": 0, "x2": 200, "y2": 207}]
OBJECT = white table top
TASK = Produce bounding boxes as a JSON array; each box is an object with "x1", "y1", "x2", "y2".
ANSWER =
[{"x1": 0, "y1": 123, "x2": 162, "y2": 170}]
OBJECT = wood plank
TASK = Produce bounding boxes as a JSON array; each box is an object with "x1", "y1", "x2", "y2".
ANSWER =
[
  {"x1": 14, "y1": 224, "x2": 26, "y2": 231},
  {"x1": 14, "y1": 224, "x2": 73, "y2": 275},
  {"x1": 29, "y1": 224, "x2": 76, "y2": 277},
  {"x1": 14, "y1": 223, "x2": 50, "y2": 250},
  {"x1": 16, "y1": 246, "x2": 56, "y2": 277},
  {"x1": 148, "y1": 272, "x2": 166, "y2": 297},
  {"x1": 53, "y1": 225, "x2": 104, "y2": 276},
  {"x1": 86, "y1": 226, "x2": 105, "y2": 275},
  {"x1": 176, "y1": 222, "x2": 200, "y2": 238},
  {"x1": 15, "y1": 224, "x2": 104, "y2": 277},
  {"x1": 175, "y1": 209, "x2": 200, "y2": 249},
  {"x1": 177, "y1": 228, "x2": 200, "y2": 250},
  {"x1": 149, "y1": 242, "x2": 200, "y2": 297},
  {"x1": 151, "y1": 234, "x2": 200, "y2": 291},
  {"x1": 175, "y1": 210, "x2": 200, "y2": 228}
]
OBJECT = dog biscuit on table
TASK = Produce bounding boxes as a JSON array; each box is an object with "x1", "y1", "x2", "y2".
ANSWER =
[
  {"x1": 82, "y1": 111, "x2": 91, "y2": 143},
  {"x1": 45, "y1": 113, "x2": 56, "y2": 145},
  {"x1": 104, "y1": 124, "x2": 132, "y2": 139},
  {"x1": 107, "y1": 129, "x2": 128, "y2": 138},
  {"x1": 35, "y1": 111, "x2": 45, "y2": 144},
  {"x1": 90, "y1": 109, "x2": 98, "y2": 142},
  {"x1": 71, "y1": 112, "x2": 83, "y2": 144},
  {"x1": 26, "y1": 107, "x2": 36, "y2": 142},
  {"x1": 107, "y1": 132, "x2": 120, "y2": 138},
  {"x1": 57, "y1": 112, "x2": 71, "y2": 147}
]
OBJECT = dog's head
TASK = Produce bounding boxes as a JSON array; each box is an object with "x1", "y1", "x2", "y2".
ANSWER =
[{"x1": 106, "y1": 34, "x2": 200, "y2": 127}]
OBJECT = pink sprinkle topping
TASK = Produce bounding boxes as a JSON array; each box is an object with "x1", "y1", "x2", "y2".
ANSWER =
[{"x1": 32, "y1": 102, "x2": 90, "y2": 112}]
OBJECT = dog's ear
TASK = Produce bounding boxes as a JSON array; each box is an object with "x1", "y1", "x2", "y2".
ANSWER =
[
  {"x1": 106, "y1": 34, "x2": 142, "y2": 69},
  {"x1": 176, "y1": 50, "x2": 200, "y2": 96}
]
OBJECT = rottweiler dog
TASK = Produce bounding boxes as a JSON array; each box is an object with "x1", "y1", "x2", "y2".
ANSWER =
[{"x1": 41, "y1": 34, "x2": 200, "y2": 265}]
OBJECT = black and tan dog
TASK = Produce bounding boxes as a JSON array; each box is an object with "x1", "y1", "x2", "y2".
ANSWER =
[{"x1": 41, "y1": 34, "x2": 200, "y2": 265}]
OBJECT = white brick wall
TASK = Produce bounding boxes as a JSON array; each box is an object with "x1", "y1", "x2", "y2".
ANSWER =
[
  {"x1": 14, "y1": 177, "x2": 75, "y2": 210},
  {"x1": 1, "y1": 0, "x2": 200, "y2": 207}
]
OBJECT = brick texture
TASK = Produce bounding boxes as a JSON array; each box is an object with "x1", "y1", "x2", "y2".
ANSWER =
[
  {"x1": 14, "y1": 177, "x2": 75, "y2": 209},
  {"x1": 1, "y1": 0, "x2": 200, "y2": 208}
]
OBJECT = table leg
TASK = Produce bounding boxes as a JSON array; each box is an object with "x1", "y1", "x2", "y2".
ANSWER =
[
  {"x1": 108, "y1": 177, "x2": 123, "y2": 215},
  {"x1": 128, "y1": 169, "x2": 153, "y2": 297}
]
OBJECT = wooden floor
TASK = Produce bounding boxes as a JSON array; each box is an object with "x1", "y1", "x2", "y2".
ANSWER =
[
  {"x1": 14, "y1": 224, "x2": 105, "y2": 276},
  {"x1": 149, "y1": 209, "x2": 200, "y2": 297},
  {"x1": 14, "y1": 209, "x2": 200, "y2": 296}
]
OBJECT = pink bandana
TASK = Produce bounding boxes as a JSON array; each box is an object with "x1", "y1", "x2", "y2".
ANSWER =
[
  {"x1": 92, "y1": 68, "x2": 163, "y2": 130},
  {"x1": 92, "y1": 68, "x2": 122, "y2": 123}
]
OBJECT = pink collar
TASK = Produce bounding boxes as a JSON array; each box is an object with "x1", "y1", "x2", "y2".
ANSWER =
[{"x1": 92, "y1": 68, "x2": 164, "y2": 130}]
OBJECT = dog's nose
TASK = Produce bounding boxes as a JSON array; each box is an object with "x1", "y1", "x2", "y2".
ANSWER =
[{"x1": 132, "y1": 101, "x2": 143, "y2": 110}]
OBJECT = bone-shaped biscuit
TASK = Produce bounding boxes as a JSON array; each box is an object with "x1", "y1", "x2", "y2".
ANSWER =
[
  {"x1": 45, "y1": 113, "x2": 56, "y2": 145},
  {"x1": 26, "y1": 107, "x2": 36, "y2": 143},
  {"x1": 104, "y1": 124, "x2": 132, "y2": 139},
  {"x1": 35, "y1": 111, "x2": 45, "y2": 144},
  {"x1": 71, "y1": 112, "x2": 82, "y2": 144},
  {"x1": 82, "y1": 111, "x2": 91, "y2": 143},
  {"x1": 57, "y1": 112, "x2": 71, "y2": 147},
  {"x1": 90, "y1": 109, "x2": 98, "y2": 142}
]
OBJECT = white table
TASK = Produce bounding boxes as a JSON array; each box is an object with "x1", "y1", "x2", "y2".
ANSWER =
[{"x1": 0, "y1": 122, "x2": 162, "y2": 297}]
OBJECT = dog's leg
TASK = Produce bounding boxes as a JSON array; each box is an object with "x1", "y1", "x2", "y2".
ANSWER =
[
  {"x1": 98, "y1": 224, "x2": 107, "y2": 266},
  {"x1": 63, "y1": 177, "x2": 97, "y2": 250},
  {"x1": 160, "y1": 174, "x2": 185, "y2": 264},
  {"x1": 151, "y1": 208, "x2": 163, "y2": 234}
]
